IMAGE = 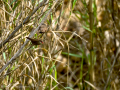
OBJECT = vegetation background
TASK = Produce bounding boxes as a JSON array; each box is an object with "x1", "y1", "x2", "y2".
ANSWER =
[{"x1": 0, "y1": 0, "x2": 120, "y2": 90}]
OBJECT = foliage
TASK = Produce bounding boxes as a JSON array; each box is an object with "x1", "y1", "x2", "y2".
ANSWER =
[{"x1": 0, "y1": 0, "x2": 120, "y2": 90}]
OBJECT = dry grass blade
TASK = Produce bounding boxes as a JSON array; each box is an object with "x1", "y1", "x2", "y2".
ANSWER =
[{"x1": 84, "y1": 80, "x2": 99, "y2": 90}]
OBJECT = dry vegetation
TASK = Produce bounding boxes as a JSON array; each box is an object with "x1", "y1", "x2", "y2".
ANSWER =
[{"x1": 0, "y1": 0, "x2": 120, "y2": 90}]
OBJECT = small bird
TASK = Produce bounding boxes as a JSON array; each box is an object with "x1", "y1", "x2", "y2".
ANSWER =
[{"x1": 26, "y1": 37, "x2": 43, "y2": 45}]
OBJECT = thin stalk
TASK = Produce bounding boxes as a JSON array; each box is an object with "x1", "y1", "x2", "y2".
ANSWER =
[{"x1": 88, "y1": 0, "x2": 95, "y2": 88}]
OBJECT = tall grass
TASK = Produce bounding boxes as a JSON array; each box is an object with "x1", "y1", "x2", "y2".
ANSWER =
[{"x1": 0, "y1": 0, "x2": 120, "y2": 90}]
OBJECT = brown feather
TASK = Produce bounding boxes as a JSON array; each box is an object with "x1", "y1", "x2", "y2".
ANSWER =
[{"x1": 26, "y1": 37, "x2": 43, "y2": 45}]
